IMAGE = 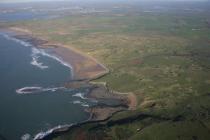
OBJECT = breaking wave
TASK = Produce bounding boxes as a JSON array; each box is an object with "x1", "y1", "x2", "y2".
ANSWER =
[
  {"x1": 72, "y1": 93, "x2": 98, "y2": 104},
  {"x1": 1, "y1": 33, "x2": 72, "y2": 72},
  {"x1": 31, "y1": 56, "x2": 49, "y2": 69},
  {"x1": 72, "y1": 93, "x2": 87, "y2": 100},
  {"x1": 21, "y1": 133, "x2": 31, "y2": 140},
  {"x1": 33, "y1": 124, "x2": 72, "y2": 140},
  {"x1": 31, "y1": 48, "x2": 49, "y2": 69},
  {"x1": 31, "y1": 47, "x2": 72, "y2": 71},
  {"x1": 72, "y1": 100, "x2": 82, "y2": 104},
  {"x1": 16, "y1": 86, "x2": 66, "y2": 94},
  {"x1": 72, "y1": 100, "x2": 89, "y2": 107},
  {"x1": 1, "y1": 34, "x2": 32, "y2": 47}
]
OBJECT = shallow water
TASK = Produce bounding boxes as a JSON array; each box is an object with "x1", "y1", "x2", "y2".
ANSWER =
[{"x1": 0, "y1": 34, "x2": 91, "y2": 140}]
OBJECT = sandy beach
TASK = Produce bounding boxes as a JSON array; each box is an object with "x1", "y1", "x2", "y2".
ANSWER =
[{"x1": 7, "y1": 27, "x2": 109, "y2": 81}]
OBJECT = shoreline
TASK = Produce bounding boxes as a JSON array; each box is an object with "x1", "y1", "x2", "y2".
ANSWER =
[
  {"x1": 7, "y1": 27, "x2": 109, "y2": 81},
  {"x1": 2, "y1": 27, "x2": 137, "y2": 140}
]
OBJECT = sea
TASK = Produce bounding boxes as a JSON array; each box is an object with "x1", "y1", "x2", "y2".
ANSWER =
[
  {"x1": 0, "y1": 31, "x2": 95, "y2": 140},
  {"x1": 0, "y1": 5, "x2": 92, "y2": 139}
]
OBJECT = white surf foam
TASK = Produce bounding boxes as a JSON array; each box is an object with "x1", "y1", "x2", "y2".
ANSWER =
[
  {"x1": 1, "y1": 33, "x2": 73, "y2": 73},
  {"x1": 72, "y1": 93, "x2": 86, "y2": 100},
  {"x1": 16, "y1": 87, "x2": 42, "y2": 94},
  {"x1": 1, "y1": 34, "x2": 32, "y2": 47},
  {"x1": 72, "y1": 100, "x2": 89, "y2": 107},
  {"x1": 31, "y1": 47, "x2": 72, "y2": 71},
  {"x1": 21, "y1": 133, "x2": 31, "y2": 140},
  {"x1": 0, "y1": 33, "x2": 49, "y2": 70},
  {"x1": 72, "y1": 100, "x2": 82, "y2": 104},
  {"x1": 81, "y1": 104, "x2": 89, "y2": 107},
  {"x1": 31, "y1": 56, "x2": 49, "y2": 69},
  {"x1": 16, "y1": 86, "x2": 66, "y2": 94},
  {"x1": 33, "y1": 124, "x2": 72, "y2": 140},
  {"x1": 42, "y1": 87, "x2": 66, "y2": 92},
  {"x1": 31, "y1": 47, "x2": 49, "y2": 69}
]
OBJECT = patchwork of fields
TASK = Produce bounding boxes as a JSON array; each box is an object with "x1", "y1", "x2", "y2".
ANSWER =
[{"x1": 7, "y1": 2, "x2": 210, "y2": 139}]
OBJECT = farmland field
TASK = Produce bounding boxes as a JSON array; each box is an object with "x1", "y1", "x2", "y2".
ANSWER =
[{"x1": 2, "y1": 1, "x2": 210, "y2": 139}]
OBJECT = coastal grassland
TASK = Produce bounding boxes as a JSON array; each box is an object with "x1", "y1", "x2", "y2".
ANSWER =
[{"x1": 8, "y1": 9, "x2": 210, "y2": 139}]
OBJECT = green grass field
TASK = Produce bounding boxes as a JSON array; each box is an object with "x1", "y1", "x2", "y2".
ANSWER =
[{"x1": 7, "y1": 2, "x2": 210, "y2": 139}]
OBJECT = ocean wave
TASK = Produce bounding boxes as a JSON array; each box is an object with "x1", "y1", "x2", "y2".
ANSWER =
[
  {"x1": 31, "y1": 47, "x2": 49, "y2": 69},
  {"x1": 1, "y1": 34, "x2": 49, "y2": 70},
  {"x1": 21, "y1": 133, "x2": 31, "y2": 140},
  {"x1": 33, "y1": 124, "x2": 72, "y2": 140},
  {"x1": 31, "y1": 47, "x2": 72, "y2": 71},
  {"x1": 16, "y1": 87, "x2": 42, "y2": 94},
  {"x1": 1, "y1": 34, "x2": 32, "y2": 47},
  {"x1": 31, "y1": 56, "x2": 49, "y2": 69},
  {"x1": 72, "y1": 100, "x2": 82, "y2": 104},
  {"x1": 82, "y1": 104, "x2": 89, "y2": 107},
  {"x1": 16, "y1": 86, "x2": 66, "y2": 94},
  {"x1": 72, "y1": 100, "x2": 89, "y2": 107},
  {"x1": 72, "y1": 93, "x2": 87, "y2": 100},
  {"x1": 72, "y1": 93, "x2": 98, "y2": 104},
  {"x1": 1, "y1": 33, "x2": 72, "y2": 73},
  {"x1": 0, "y1": 33, "x2": 49, "y2": 70}
]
